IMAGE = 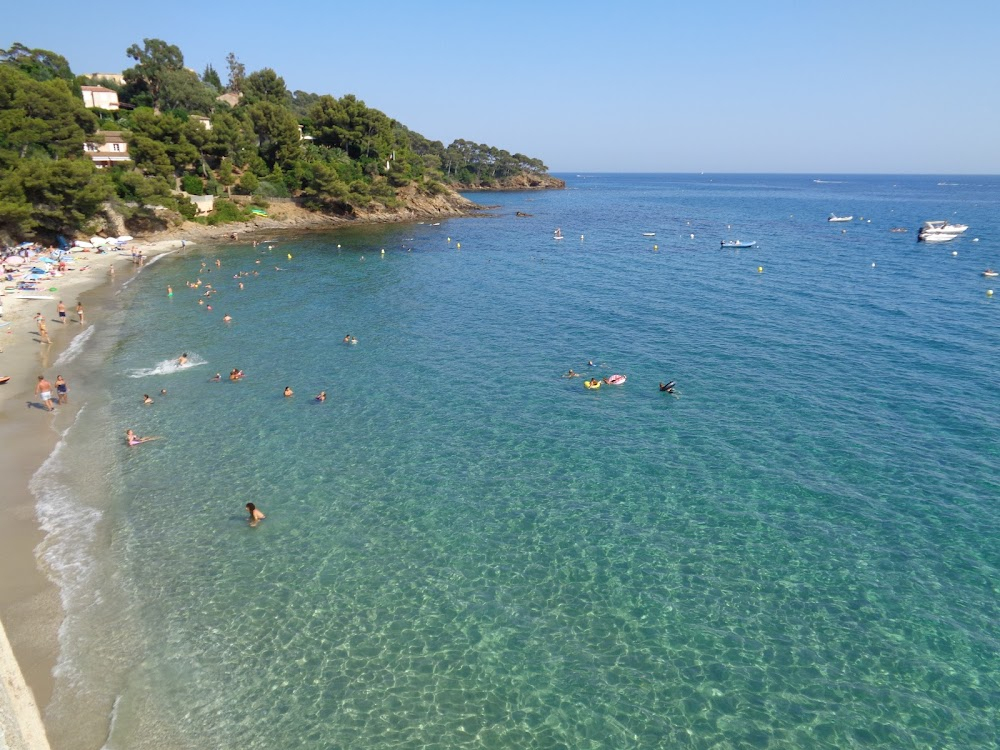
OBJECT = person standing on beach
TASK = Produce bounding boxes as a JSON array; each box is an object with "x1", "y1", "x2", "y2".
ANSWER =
[
  {"x1": 36, "y1": 315, "x2": 51, "y2": 344},
  {"x1": 57, "y1": 300, "x2": 67, "y2": 324},
  {"x1": 55, "y1": 375, "x2": 68, "y2": 404},
  {"x1": 76, "y1": 301, "x2": 84, "y2": 325},
  {"x1": 35, "y1": 375, "x2": 54, "y2": 411}
]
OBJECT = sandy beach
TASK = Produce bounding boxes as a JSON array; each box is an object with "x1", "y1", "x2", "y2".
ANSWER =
[
  {"x1": 0, "y1": 195, "x2": 485, "y2": 748},
  {"x1": 0, "y1": 239, "x2": 189, "y2": 749}
]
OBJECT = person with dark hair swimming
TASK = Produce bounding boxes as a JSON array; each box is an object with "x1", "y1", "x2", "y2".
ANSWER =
[{"x1": 659, "y1": 381, "x2": 676, "y2": 393}]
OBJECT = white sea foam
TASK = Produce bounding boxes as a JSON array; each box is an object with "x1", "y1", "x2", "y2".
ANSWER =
[
  {"x1": 52, "y1": 325, "x2": 96, "y2": 368},
  {"x1": 127, "y1": 353, "x2": 207, "y2": 378},
  {"x1": 99, "y1": 694, "x2": 122, "y2": 750},
  {"x1": 120, "y1": 252, "x2": 173, "y2": 289},
  {"x1": 30, "y1": 406, "x2": 103, "y2": 689}
]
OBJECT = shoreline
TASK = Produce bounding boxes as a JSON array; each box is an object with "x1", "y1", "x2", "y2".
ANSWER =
[
  {"x1": 0, "y1": 240, "x2": 191, "y2": 749},
  {"x1": 0, "y1": 205, "x2": 476, "y2": 748}
]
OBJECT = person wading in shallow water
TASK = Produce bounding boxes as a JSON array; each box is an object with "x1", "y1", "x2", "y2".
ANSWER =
[{"x1": 246, "y1": 503, "x2": 265, "y2": 527}]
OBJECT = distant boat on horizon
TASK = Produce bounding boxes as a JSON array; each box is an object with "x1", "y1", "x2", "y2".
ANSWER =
[{"x1": 828, "y1": 214, "x2": 853, "y2": 223}]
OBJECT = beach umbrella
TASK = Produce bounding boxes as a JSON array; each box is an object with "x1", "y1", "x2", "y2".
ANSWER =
[
  {"x1": 116, "y1": 235, "x2": 134, "y2": 243},
  {"x1": 3, "y1": 256, "x2": 25, "y2": 266},
  {"x1": 74, "y1": 240, "x2": 94, "y2": 248},
  {"x1": 90, "y1": 236, "x2": 109, "y2": 246}
]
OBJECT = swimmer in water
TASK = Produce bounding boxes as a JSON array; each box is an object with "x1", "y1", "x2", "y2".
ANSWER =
[
  {"x1": 315, "y1": 391, "x2": 326, "y2": 402},
  {"x1": 125, "y1": 429, "x2": 158, "y2": 446},
  {"x1": 212, "y1": 373, "x2": 222, "y2": 382},
  {"x1": 563, "y1": 369, "x2": 580, "y2": 378},
  {"x1": 178, "y1": 353, "x2": 188, "y2": 365},
  {"x1": 283, "y1": 386, "x2": 293, "y2": 397},
  {"x1": 659, "y1": 381, "x2": 676, "y2": 394},
  {"x1": 143, "y1": 394, "x2": 154, "y2": 405},
  {"x1": 246, "y1": 502, "x2": 265, "y2": 527},
  {"x1": 343, "y1": 334, "x2": 351, "y2": 344}
]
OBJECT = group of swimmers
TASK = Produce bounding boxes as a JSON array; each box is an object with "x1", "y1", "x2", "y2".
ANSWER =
[{"x1": 563, "y1": 364, "x2": 677, "y2": 394}]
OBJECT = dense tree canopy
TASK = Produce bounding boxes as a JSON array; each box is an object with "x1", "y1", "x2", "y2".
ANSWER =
[
  {"x1": 0, "y1": 43, "x2": 74, "y2": 84},
  {"x1": 0, "y1": 36, "x2": 555, "y2": 242}
]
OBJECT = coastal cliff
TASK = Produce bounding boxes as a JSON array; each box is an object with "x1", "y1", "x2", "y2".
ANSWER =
[{"x1": 455, "y1": 173, "x2": 566, "y2": 191}]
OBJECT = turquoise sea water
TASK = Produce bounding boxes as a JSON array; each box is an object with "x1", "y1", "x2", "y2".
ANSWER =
[{"x1": 35, "y1": 175, "x2": 1000, "y2": 749}]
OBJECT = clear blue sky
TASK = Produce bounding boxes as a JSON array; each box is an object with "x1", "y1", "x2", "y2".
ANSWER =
[{"x1": 5, "y1": 0, "x2": 998, "y2": 173}]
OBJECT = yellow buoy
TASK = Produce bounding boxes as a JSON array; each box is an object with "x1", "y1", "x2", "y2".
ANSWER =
[
  {"x1": 287, "y1": 253, "x2": 292, "y2": 259},
  {"x1": 337, "y1": 244, "x2": 341, "y2": 248},
  {"x1": 758, "y1": 266, "x2": 763, "y2": 273},
  {"x1": 381, "y1": 248, "x2": 385, "y2": 254},
  {"x1": 988, "y1": 289, "x2": 994, "y2": 297},
  {"x1": 653, "y1": 245, "x2": 658, "y2": 251},
  {"x1": 456, "y1": 243, "x2": 461, "y2": 249},
  {"x1": 447, "y1": 237, "x2": 451, "y2": 242}
]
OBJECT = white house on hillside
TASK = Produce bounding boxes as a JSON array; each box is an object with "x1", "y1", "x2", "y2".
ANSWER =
[
  {"x1": 84, "y1": 131, "x2": 130, "y2": 168},
  {"x1": 81, "y1": 85, "x2": 120, "y2": 111}
]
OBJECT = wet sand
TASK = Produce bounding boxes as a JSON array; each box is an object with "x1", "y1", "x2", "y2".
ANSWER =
[{"x1": 0, "y1": 240, "x2": 187, "y2": 749}]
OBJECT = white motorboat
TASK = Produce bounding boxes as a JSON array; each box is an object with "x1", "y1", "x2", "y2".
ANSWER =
[
  {"x1": 918, "y1": 220, "x2": 968, "y2": 241},
  {"x1": 828, "y1": 214, "x2": 853, "y2": 222},
  {"x1": 919, "y1": 233, "x2": 956, "y2": 243},
  {"x1": 720, "y1": 240, "x2": 756, "y2": 248}
]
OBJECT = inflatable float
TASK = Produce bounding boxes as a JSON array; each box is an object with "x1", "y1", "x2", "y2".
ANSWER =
[
  {"x1": 606, "y1": 374, "x2": 627, "y2": 385},
  {"x1": 584, "y1": 380, "x2": 602, "y2": 390}
]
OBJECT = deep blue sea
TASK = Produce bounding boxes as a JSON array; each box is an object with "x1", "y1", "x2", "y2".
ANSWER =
[{"x1": 34, "y1": 174, "x2": 1000, "y2": 749}]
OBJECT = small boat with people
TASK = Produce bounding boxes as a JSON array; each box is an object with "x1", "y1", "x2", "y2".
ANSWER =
[
  {"x1": 828, "y1": 214, "x2": 853, "y2": 222},
  {"x1": 918, "y1": 220, "x2": 969, "y2": 242},
  {"x1": 720, "y1": 240, "x2": 756, "y2": 248},
  {"x1": 983, "y1": 269, "x2": 998, "y2": 278},
  {"x1": 642, "y1": 232, "x2": 656, "y2": 237}
]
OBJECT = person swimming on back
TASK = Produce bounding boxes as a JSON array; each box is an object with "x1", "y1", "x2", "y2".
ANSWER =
[
  {"x1": 659, "y1": 381, "x2": 676, "y2": 393},
  {"x1": 212, "y1": 373, "x2": 221, "y2": 382},
  {"x1": 125, "y1": 429, "x2": 158, "y2": 446}
]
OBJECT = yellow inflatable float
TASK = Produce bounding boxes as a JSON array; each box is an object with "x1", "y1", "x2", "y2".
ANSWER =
[{"x1": 584, "y1": 379, "x2": 602, "y2": 390}]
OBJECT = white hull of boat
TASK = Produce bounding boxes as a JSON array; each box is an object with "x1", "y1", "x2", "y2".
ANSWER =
[{"x1": 828, "y1": 215, "x2": 853, "y2": 222}]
